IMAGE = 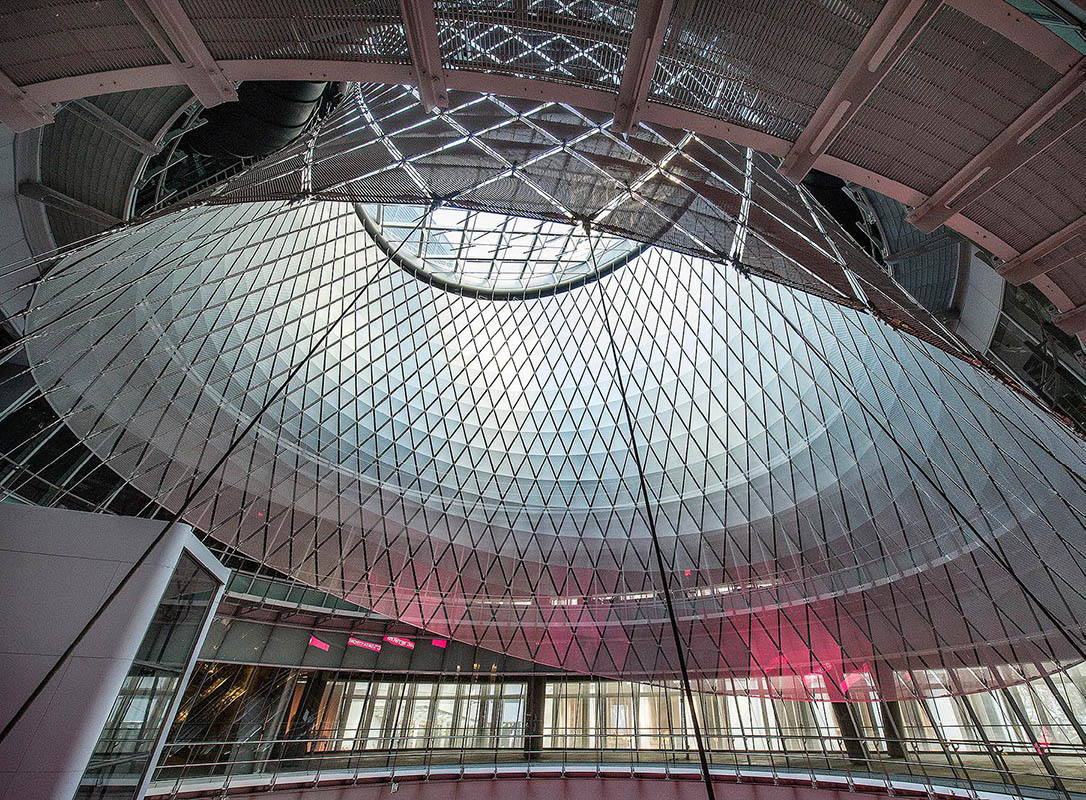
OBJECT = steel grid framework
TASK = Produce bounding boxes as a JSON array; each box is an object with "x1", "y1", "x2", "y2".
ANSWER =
[
  {"x1": 0, "y1": 0, "x2": 1083, "y2": 333},
  {"x1": 0, "y1": 85, "x2": 1083, "y2": 705}
]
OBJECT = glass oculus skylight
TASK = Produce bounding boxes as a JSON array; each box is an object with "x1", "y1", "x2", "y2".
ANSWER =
[{"x1": 356, "y1": 204, "x2": 646, "y2": 299}]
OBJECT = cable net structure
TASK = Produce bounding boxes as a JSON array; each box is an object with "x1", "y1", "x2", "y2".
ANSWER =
[
  {"x1": 193, "y1": 86, "x2": 969, "y2": 358},
  {"x1": 4, "y1": 85, "x2": 1086, "y2": 702}
]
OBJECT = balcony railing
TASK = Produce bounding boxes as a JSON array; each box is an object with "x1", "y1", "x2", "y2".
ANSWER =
[{"x1": 144, "y1": 730, "x2": 1086, "y2": 800}]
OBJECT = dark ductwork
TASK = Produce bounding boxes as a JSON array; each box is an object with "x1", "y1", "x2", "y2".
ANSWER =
[{"x1": 185, "y1": 81, "x2": 338, "y2": 160}]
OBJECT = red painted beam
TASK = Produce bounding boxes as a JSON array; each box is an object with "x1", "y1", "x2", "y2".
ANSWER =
[
  {"x1": 908, "y1": 57, "x2": 1086, "y2": 233},
  {"x1": 0, "y1": 70, "x2": 52, "y2": 132},
  {"x1": 123, "y1": 0, "x2": 237, "y2": 106},
  {"x1": 997, "y1": 216, "x2": 1086, "y2": 285},
  {"x1": 777, "y1": 0, "x2": 943, "y2": 183},
  {"x1": 1053, "y1": 302, "x2": 1086, "y2": 335},
  {"x1": 613, "y1": 0, "x2": 675, "y2": 135},
  {"x1": 399, "y1": 0, "x2": 448, "y2": 112}
]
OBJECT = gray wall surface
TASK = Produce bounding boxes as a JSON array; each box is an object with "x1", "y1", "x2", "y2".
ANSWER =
[{"x1": 0, "y1": 504, "x2": 197, "y2": 800}]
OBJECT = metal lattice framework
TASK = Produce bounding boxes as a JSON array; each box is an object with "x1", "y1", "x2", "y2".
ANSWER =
[
  {"x1": 354, "y1": 204, "x2": 647, "y2": 299},
  {"x1": 190, "y1": 85, "x2": 966, "y2": 358},
  {"x1": 1, "y1": 0, "x2": 1083, "y2": 335},
  {"x1": 2, "y1": 86, "x2": 1084, "y2": 703}
]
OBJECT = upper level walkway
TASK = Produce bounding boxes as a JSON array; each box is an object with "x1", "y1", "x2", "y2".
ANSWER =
[{"x1": 142, "y1": 736, "x2": 1086, "y2": 800}]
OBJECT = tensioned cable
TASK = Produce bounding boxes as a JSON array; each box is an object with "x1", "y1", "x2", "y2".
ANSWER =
[
  {"x1": 21, "y1": 213, "x2": 1072, "y2": 668},
  {"x1": 0, "y1": 204, "x2": 372, "y2": 516},
  {"x1": 0, "y1": 89, "x2": 1077, "y2": 703},
  {"x1": 0, "y1": 210, "x2": 431, "y2": 748},
  {"x1": 14, "y1": 202, "x2": 1077, "y2": 651},
  {"x1": 752, "y1": 283, "x2": 1086, "y2": 664},
  {"x1": 4, "y1": 126, "x2": 1081, "y2": 699},
  {"x1": 584, "y1": 221, "x2": 717, "y2": 800},
  {"x1": 586, "y1": 173, "x2": 1086, "y2": 686}
]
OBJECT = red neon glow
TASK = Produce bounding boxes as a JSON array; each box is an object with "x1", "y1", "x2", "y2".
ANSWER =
[
  {"x1": 683, "y1": 569, "x2": 691, "y2": 576},
  {"x1": 308, "y1": 635, "x2": 330, "y2": 651},
  {"x1": 383, "y1": 635, "x2": 415, "y2": 650},
  {"x1": 432, "y1": 638, "x2": 448, "y2": 648},
  {"x1": 838, "y1": 664, "x2": 871, "y2": 694},
  {"x1": 348, "y1": 636, "x2": 381, "y2": 652},
  {"x1": 839, "y1": 673, "x2": 863, "y2": 693}
]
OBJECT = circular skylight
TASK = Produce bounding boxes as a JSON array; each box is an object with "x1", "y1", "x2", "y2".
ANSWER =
[{"x1": 356, "y1": 204, "x2": 646, "y2": 298}]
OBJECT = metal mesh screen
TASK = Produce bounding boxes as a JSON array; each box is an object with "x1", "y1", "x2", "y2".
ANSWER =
[
  {"x1": 436, "y1": 0, "x2": 636, "y2": 88},
  {"x1": 649, "y1": 0, "x2": 880, "y2": 141},
  {"x1": 0, "y1": 0, "x2": 166, "y2": 85},
  {"x1": 827, "y1": 6, "x2": 1059, "y2": 196},
  {"x1": 182, "y1": 0, "x2": 411, "y2": 63},
  {"x1": 964, "y1": 118, "x2": 1086, "y2": 255}
]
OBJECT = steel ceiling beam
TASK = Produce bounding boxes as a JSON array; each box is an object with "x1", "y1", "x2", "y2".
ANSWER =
[
  {"x1": 399, "y1": 0, "x2": 448, "y2": 112},
  {"x1": 613, "y1": 0, "x2": 675, "y2": 135},
  {"x1": 908, "y1": 57, "x2": 1086, "y2": 232},
  {"x1": 0, "y1": 71, "x2": 53, "y2": 132},
  {"x1": 123, "y1": 0, "x2": 237, "y2": 107},
  {"x1": 997, "y1": 215, "x2": 1086, "y2": 285},
  {"x1": 64, "y1": 98, "x2": 159, "y2": 155},
  {"x1": 884, "y1": 229, "x2": 955, "y2": 263},
  {"x1": 1053, "y1": 301, "x2": 1086, "y2": 335},
  {"x1": 17, "y1": 181, "x2": 121, "y2": 228},
  {"x1": 777, "y1": 0, "x2": 943, "y2": 183}
]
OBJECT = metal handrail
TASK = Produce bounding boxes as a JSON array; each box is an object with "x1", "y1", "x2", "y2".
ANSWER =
[
  {"x1": 152, "y1": 721, "x2": 1086, "y2": 751},
  {"x1": 154, "y1": 730, "x2": 1085, "y2": 753},
  {"x1": 146, "y1": 730, "x2": 1086, "y2": 800}
]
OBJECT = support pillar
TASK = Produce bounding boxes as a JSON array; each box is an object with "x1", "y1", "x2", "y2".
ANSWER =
[
  {"x1": 831, "y1": 702, "x2": 869, "y2": 763},
  {"x1": 523, "y1": 675, "x2": 546, "y2": 759},
  {"x1": 880, "y1": 700, "x2": 907, "y2": 760}
]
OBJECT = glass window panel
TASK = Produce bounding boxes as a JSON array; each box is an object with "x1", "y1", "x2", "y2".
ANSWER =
[
  {"x1": 78, "y1": 553, "x2": 220, "y2": 799},
  {"x1": 431, "y1": 686, "x2": 457, "y2": 748},
  {"x1": 405, "y1": 683, "x2": 435, "y2": 748}
]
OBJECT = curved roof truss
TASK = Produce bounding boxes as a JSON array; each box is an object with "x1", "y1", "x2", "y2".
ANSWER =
[
  {"x1": 2, "y1": 0, "x2": 1077, "y2": 329},
  {"x1": 1, "y1": 0, "x2": 1084, "y2": 332}
]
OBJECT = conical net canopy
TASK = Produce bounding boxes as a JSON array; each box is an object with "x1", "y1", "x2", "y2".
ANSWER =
[{"x1": 20, "y1": 178, "x2": 1086, "y2": 698}]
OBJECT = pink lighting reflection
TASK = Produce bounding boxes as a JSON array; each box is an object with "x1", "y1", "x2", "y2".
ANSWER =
[{"x1": 1035, "y1": 726, "x2": 1053, "y2": 755}]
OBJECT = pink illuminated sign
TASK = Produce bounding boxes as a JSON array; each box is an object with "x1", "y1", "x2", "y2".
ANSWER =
[
  {"x1": 308, "y1": 635, "x2": 330, "y2": 651},
  {"x1": 431, "y1": 638, "x2": 448, "y2": 648},
  {"x1": 383, "y1": 635, "x2": 415, "y2": 650},
  {"x1": 348, "y1": 636, "x2": 381, "y2": 652}
]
